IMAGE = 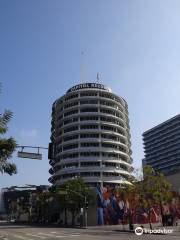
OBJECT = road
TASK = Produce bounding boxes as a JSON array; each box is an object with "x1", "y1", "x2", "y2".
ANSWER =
[{"x1": 0, "y1": 224, "x2": 180, "y2": 240}]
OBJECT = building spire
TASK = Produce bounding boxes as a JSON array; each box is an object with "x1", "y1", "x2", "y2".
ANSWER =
[
  {"x1": 96, "y1": 73, "x2": 100, "y2": 83},
  {"x1": 80, "y1": 51, "x2": 87, "y2": 83}
]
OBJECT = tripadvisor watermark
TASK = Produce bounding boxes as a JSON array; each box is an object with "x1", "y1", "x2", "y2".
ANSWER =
[{"x1": 135, "y1": 226, "x2": 173, "y2": 235}]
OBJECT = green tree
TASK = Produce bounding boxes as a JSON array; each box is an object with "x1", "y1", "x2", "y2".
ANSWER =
[
  {"x1": 49, "y1": 185, "x2": 68, "y2": 225},
  {"x1": 58, "y1": 190, "x2": 68, "y2": 225},
  {"x1": 135, "y1": 165, "x2": 172, "y2": 229},
  {"x1": 33, "y1": 190, "x2": 54, "y2": 223},
  {"x1": 63, "y1": 178, "x2": 94, "y2": 226},
  {"x1": 0, "y1": 89, "x2": 17, "y2": 175}
]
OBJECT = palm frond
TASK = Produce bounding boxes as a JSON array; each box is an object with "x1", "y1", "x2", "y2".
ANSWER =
[
  {"x1": 0, "y1": 110, "x2": 13, "y2": 134},
  {"x1": 0, "y1": 162, "x2": 17, "y2": 175},
  {"x1": 0, "y1": 83, "x2": 17, "y2": 175},
  {"x1": 0, "y1": 109, "x2": 13, "y2": 124}
]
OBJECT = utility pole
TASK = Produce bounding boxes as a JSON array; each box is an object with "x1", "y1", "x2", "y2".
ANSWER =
[{"x1": 84, "y1": 195, "x2": 88, "y2": 228}]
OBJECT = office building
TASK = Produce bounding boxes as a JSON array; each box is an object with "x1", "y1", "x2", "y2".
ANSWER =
[
  {"x1": 142, "y1": 114, "x2": 180, "y2": 191},
  {"x1": 48, "y1": 83, "x2": 133, "y2": 187}
]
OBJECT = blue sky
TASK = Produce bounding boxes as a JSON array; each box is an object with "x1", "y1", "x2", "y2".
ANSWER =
[{"x1": 0, "y1": 0, "x2": 180, "y2": 188}]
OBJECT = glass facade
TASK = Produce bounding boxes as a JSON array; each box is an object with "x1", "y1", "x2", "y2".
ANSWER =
[{"x1": 143, "y1": 114, "x2": 180, "y2": 175}]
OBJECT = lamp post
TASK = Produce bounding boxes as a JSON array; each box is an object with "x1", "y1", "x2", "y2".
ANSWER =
[{"x1": 84, "y1": 195, "x2": 87, "y2": 228}]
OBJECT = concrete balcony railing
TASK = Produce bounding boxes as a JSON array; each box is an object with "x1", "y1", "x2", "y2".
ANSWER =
[
  {"x1": 54, "y1": 166, "x2": 131, "y2": 176},
  {"x1": 55, "y1": 157, "x2": 131, "y2": 167},
  {"x1": 55, "y1": 176, "x2": 132, "y2": 185}
]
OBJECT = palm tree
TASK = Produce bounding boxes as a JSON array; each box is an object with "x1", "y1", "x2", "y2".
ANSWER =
[{"x1": 0, "y1": 86, "x2": 17, "y2": 175}]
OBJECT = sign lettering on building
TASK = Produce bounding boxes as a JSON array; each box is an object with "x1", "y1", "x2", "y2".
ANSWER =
[{"x1": 67, "y1": 83, "x2": 111, "y2": 93}]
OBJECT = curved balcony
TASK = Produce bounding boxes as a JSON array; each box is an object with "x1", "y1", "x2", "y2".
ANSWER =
[
  {"x1": 49, "y1": 168, "x2": 54, "y2": 175},
  {"x1": 98, "y1": 95, "x2": 125, "y2": 109},
  {"x1": 49, "y1": 159, "x2": 56, "y2": 166},
  {"x1": 55, "y1": 176, "x2": 132, "y2": 186},
  {"x1": 54, "y1": 167, "x2": 131, "y2": 177},
  {"x1": 54, "y1": 158, "x2": 132, "y2": 169},
  {"x1": 56, "y1": 147, "x2": 129, "y2": 158},
  {"x1": 48, "y1": 176, "x2": 55, "y2": 184},
  {"x1": 99, "y1": 105, "x2": 125, "y2": 119},
  {"x1": 58, "y1": 111, "x2": 127, "y2": 125}
]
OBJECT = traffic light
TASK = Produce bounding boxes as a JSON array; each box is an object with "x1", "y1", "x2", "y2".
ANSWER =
[
  {"x1": 85, "y1": 201, "x2": 89, "y2": 209},
  {"x1": 48, "y1": 143, "x2": 54, "y2": 159},
  {"x1": 49, "y1": 185, "x2": 56, "y2": 193}
]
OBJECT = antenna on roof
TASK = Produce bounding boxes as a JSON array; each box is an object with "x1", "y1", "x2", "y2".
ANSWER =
[
  {"x1": 80, "y1": 51, "x2": 87, "y2": 83},
  {"x1": 96, "y1": 73, "x2": 100, "y2": 83}
]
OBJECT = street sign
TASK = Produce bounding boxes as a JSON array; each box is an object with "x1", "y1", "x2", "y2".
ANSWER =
[
  {"x1": 57, "y1": 190, "x2": 67, "y2": 195},
  {"x1": 17, "y1": 151, "x2": 42, "y2": 160}
]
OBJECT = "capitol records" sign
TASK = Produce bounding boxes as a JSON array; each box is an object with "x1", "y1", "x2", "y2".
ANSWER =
[{"x1": 67, "y1": 83, "x2": 111, "y2": 93}]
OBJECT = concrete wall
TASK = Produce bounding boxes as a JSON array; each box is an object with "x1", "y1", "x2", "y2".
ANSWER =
[
  {"x1": 59, "y1": 205, "x2": 97, "y2": 226},
  {"x1": 166, "y1": 172, "x2": 180, "y2": 193},
  {"x1": 0, "y1": 190, "x2": 5, "y2": 214}
]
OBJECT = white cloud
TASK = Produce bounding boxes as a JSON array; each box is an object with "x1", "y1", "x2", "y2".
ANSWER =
[{"x1": 20, "y1": 129, "x2": 38, "y2": 138}]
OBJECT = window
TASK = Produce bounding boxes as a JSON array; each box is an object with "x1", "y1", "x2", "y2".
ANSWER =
[
  {"x1": 80, "y1": 133, "x2": 99, "y2": 138},
  {"x1": 63, "y1": 135, "x2": 79, "y2": 142},
  {"x1": 64, "y1": 126, "x2": 78, "y2": 133},
  {"x1": 80, "y1": 125, "x2": 98, "y2": 129},
  {"x1": 102, "y1": 152, "x2": 127, "y2": 160},
  {"x1": 62, "y1": 153, "x2": 78, "y2": 159},
  {"x1": 80, "y1": 152, "x2": 100, "y2": 157},
  {"x1": 80, "y1": 99, "x2": 98, "y2": 104},
  {"x1": 80, "y1": 116, "x2": 99, "y2": 121},
  {"x1": 100, "y1": 108, "x2": 115, "y2": 116},
  {"x1": 64, "y1": 117, "x2": 78, "y2": 125},
  {"x1": 99, "y1": 92, "x2": 115, "y2": 100},
  {"x1": 64, "y1": 101, "x2": 78, "y2": 109},
  {"x1": 80, "y1": 172, "x2": 100, "y2": 177},
  {"x1": 100, "y1": 117, "x2": 124, "y2": 127},
  {"x1": 101, "y1": 143, "x2": 126, "y2": 152},
  {"x1": 80, "y1": 92, "x2": 97, "y2": 97},
  {"x1": 65, "y1": 94, "x2": 78, "y2": 101},
  {"x1": 81, "y1": 142, "x2": 99, "y2": 147},
  {"x1": 81, "y1": 162, "x2": 100, "y2": 167},
  {"x1": 64, "y1": 109, "x2": 78, "y2": 117},
  {"x1": 81, "y1": 108, "x2": 98, "y2": 113},
  {"x1": 63, "y1": 144, "x2": 78, "y2": 151}
]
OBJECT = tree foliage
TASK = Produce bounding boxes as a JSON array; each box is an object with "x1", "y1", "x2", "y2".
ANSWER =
[
  {"x1": 134, "y1": 165, "x2": 172, "y2": 228},
  {"x1": 61, "y1": 177, "x2": 95, "y2": 226},
  {"x1": 114, "y1": 166, "x2": 173, "y2": 229},
  {"x1": 135, "y1": 166, "x2": 172, "y2": 204},
  {"x1": 50, "y1": 178, "x2": 95, "y2": 226},
  {"x1": 0, "y1": 87, "x2": 17, "y2": 175}
]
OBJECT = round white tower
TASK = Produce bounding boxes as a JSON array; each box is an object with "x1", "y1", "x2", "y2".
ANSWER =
[{"x1": 49, "y1": 83, "x2": 133, "y2": 187}]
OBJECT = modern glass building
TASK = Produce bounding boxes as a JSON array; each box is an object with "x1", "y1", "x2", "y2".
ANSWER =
[
  {"x1": 142, "y1": 114, "x2": 180, "y2": 176},
  {"x1": 48, "y1": 83, "x2": 133, "y2": 187}
]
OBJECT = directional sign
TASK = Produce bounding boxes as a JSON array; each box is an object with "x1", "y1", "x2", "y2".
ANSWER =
[
  {"x1": 57, "y1": 190, "x2": 67, "y2": 195},
  {"x1": 17, "y1": 151, "x2": 42, "y2": 160}
]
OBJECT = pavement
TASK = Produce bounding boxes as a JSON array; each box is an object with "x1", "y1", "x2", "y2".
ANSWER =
[{"x1": 0, "y1": 223, "x2": 180, "y2": 240}]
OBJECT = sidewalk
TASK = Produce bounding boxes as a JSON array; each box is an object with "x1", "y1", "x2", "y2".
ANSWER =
[
  {"x1": 1, "y1": 220, "x2": 180, "y2": 234},
  {"x1": 87, "y1": 222, "x2": 180, "y2": 233}
]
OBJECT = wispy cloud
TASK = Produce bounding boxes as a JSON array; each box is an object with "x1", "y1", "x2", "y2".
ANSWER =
[{"x1": 20, "y1": 129, "x2": 38, "y2": 138}]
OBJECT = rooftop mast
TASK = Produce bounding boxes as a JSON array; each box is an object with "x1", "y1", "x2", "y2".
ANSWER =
[{"x1": 80, "y1": 51, "x2": 87, "y2": 83}]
